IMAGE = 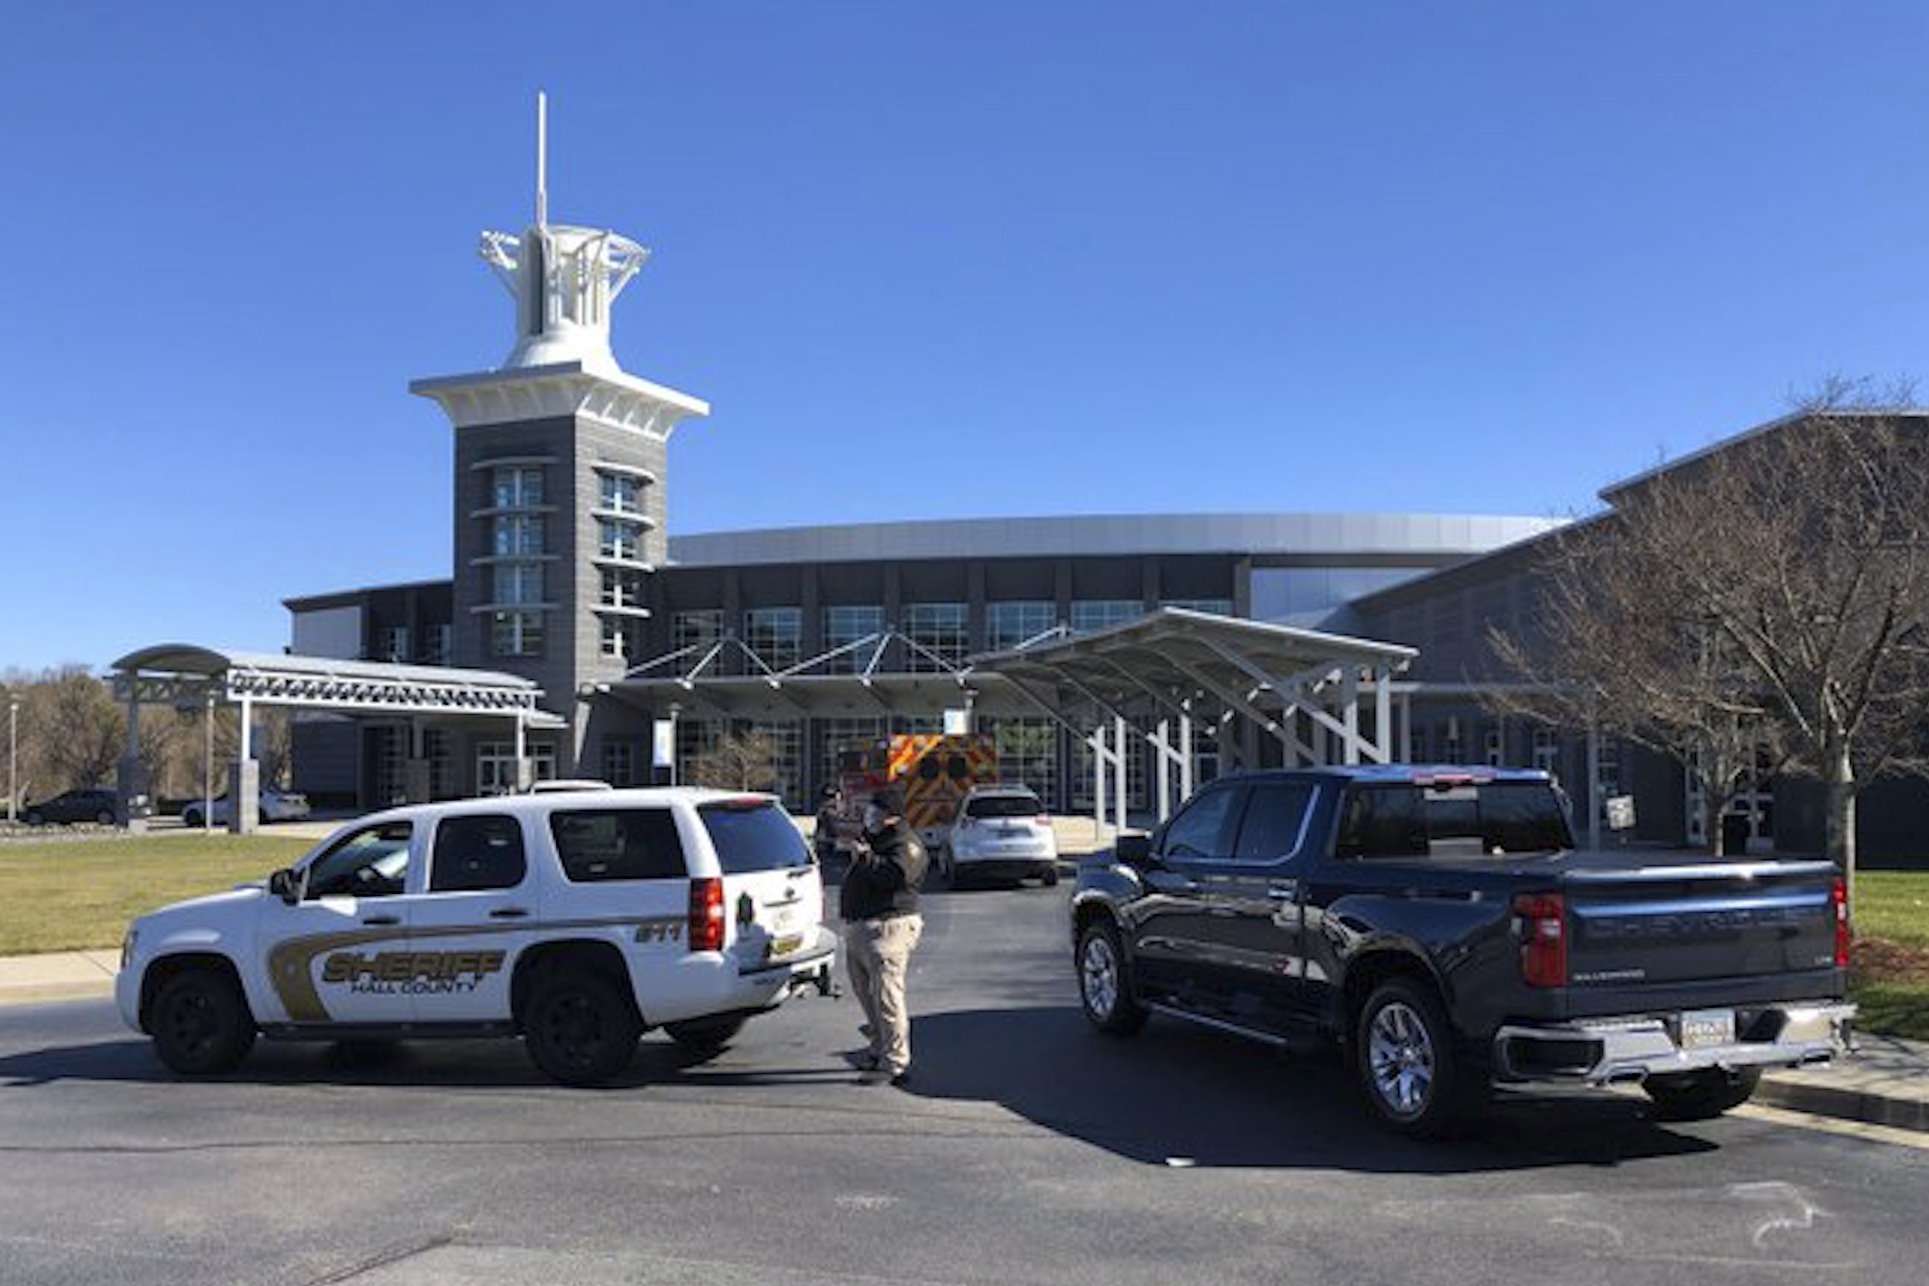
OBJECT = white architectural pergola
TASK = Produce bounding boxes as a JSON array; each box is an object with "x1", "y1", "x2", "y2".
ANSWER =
[{"x1": 109, "y1": 645, "x2": 562, "y2": 832}]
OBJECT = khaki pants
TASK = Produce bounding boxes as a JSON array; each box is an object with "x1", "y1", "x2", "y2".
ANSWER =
[{"x1": 843, "y1": 914, "x2": 923, "y2": 1075}]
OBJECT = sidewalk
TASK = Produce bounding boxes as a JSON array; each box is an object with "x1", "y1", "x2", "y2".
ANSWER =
[{"x1": 1, "y1": 949, "x2": 1921, "y2": 1135}]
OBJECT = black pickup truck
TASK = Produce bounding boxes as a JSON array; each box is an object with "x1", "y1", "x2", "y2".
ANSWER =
[{"x1": 1069, "y1": 765, "x2": 1854, "y2": 1135}]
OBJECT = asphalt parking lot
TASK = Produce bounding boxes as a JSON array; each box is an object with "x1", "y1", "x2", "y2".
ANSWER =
[{"x1": 3, "y1": 877, "x2": 1927, "y2": 1286}]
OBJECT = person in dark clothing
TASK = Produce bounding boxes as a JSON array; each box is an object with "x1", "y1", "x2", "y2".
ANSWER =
[
  {"x1": 839, "y1": 787, "x2": 928, "y2": 1086},
  {"x1": 812, "y1": 786, "x2": 842, "y2": 867}
]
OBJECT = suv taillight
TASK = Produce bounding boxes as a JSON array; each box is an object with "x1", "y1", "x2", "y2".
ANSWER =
[
  {"x1": 1832, "y1": 876, "x2": 1852, "y2": 968},
  {"x1": 1513, "y1": 892, "x2": 1567, "y2": 988},
  {"x1": 689, "y1": 877, "x2": 725, "y2": 952}
]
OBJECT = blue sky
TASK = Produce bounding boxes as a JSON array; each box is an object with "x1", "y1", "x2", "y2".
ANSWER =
[{"x1": 4, "y1": 2, "x2": 1927, "y2": 671}]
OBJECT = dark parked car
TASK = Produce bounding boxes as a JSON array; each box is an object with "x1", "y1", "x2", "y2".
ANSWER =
[
  {"x1": 1071, "y1": 765, "x2": 1853, "y2": 1135},
  {"x1": 22, "y1": 788, "x2": 118, "y2": 827}
]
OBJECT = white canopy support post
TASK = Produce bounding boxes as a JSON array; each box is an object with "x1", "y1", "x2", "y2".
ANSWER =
[
  {"x1": 1089, "y1": 723, "x2": 1107, "y2": 839},
  {"x1": 1373, "y1": 666, "x2": 1393, "y2": 764},
  {"x1": 1398, "y1": 689, "x2": 1413, "y2": 762},
  {"x1": 1180, "y1": 708, "x2": 1195, "y2": 799},
  {"x1": 1340, "y1": 668, "x2": 1361, "y2": 765},
  {"x1": 238, "y1": 695, "x2": 253, "y2": 763},
  {"x1": 514, "y1": 708, "x2": 529, "y2": 791},
  {"x1": 1113, "y1": 715, "x2": 1129, "y2": 833},
  {"x1": 1150, "y1": 719, "x2": 1175, "y2": 822}
]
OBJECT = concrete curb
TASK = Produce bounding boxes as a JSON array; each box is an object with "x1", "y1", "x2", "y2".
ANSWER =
[{"x1": 1755, "y1": 1077, "x2": 1929, "y2": 1133}]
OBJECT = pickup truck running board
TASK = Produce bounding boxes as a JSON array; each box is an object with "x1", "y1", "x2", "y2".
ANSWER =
[{"x1": 1148, "y1": 1003, "x2": 1294, "y2": 1048}]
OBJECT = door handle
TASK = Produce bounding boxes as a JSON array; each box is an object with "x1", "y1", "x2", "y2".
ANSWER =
[
  {"x1": 489, "y1": 907, "x2": 530, "y2": 919},
  {"x1": 361, "y1": 914, "x2": 400, "y2": 927}
]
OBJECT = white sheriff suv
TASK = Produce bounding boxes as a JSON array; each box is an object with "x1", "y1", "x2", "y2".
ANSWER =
[{"x1": 117, "y1": 788, "x2": 836, "y2": 1085}]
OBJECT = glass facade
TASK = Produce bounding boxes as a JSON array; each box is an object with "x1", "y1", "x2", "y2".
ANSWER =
[
  {"x1": 744, "y1": 607, "x2": 802, "y2": 671},
  {"x1": 904, "y1": 602, "x2": 968, "y2": 672},
  {"x1": 598, "y1": 518, "x2": 643, "y2": 562},
  {"x1": 492, "y1": 515, "x2": 544, "y2": 557},
  {"x1": 491, "y1": 465, "x2": 543, "y2": 510},
  {"x1": 1071, "y1": 600, "x2": 1143, "y2": 633},
  {"x1": 673, "y1": 609, "x2": 723, "y2": 653},
  {"x1": 600, "y1": 567, "x2": 644, "y2": 610},
  {"x1": 493, "y1": 563, "x2": 544, "y2": 606},
  {"x1": 986, "y1": 600, "x2": 1055, "y2": 652},
  {"x1": 822, "y1": 604, "x2": 884, "y2": 673},
  {"x1": 989, "y1": 717, "x2": 1058, "y2": 804},
  {"x1": 599, "y1": 615, "x2": 642, "y2": 660},
  {"x1": 491, "y1": 610, "x2": 543, "y2": 657}
]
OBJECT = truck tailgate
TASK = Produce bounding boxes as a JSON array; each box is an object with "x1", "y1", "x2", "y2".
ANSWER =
[{"x1": 1562, "y1": 859, "x2": 1840, "y2": 988}]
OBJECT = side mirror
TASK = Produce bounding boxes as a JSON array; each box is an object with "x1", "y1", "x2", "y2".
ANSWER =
[
  {"x1": 267, "y1": 868, "x2": 301, "y2": 905},
  {"x1": 1114, "y1": 832, "x2": 1154, "y2": 866}
]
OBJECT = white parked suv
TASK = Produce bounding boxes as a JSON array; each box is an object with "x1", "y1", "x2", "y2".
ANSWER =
[
  {"x1": 936, "y1": 785, "x2": 1059, "y2": 888},
  {"x1": 180, "y1": 787, "x2": 312, "y2": 828},
  {"x1": 118, "y1": 788, "x2": 836, "y2": 1085}
]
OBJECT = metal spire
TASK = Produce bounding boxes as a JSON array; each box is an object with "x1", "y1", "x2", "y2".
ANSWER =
[{"x1": 535, "y1": 90, "x2": 548, "y2": 227}]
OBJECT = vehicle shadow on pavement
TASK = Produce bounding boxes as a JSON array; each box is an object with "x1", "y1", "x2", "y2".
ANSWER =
[{"x1": 894, "y1": 1005, "x2": 1723, "y2": 1174}]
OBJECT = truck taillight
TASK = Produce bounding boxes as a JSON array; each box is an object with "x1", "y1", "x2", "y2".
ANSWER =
[
  {"x1": 1832, "y1": 876, "x2": 1852, "y2": 968},
  {"x1": 689, "y1": 877, "x2": 726, "y2": 952},
  {"x1": 1513, "y1": 892, "x2": 1567, "y2": 988}
]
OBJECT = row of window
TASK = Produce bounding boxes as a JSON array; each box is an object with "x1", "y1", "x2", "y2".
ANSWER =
[
  {"x1": 668, "y1": 599, "x2": 1234, "y2": 672},
  {"x1": 486, "y1": 463, "x2": 653, "y2": 658},
  {"x1": 374, "y1": 624, "x2": 454, "y2": 667}
]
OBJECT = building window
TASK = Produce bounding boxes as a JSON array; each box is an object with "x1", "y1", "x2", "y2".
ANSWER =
[
  {"x1": 753, "y1": 720, "x2": 805, "y2": 807},
  {"x1": 491, "y1": 610, "x2": 544, "y2": 657},
  {"x1": 744, "y1": 607, "x2": 802, "y2": 672},
  {"x1": 821, "y1": 605, "x2": 884, "y2": 673},
  {"x1": 987, "y1": 601, "x2": 1055, "y2": 652},
  {"x1": 904, "y1": 602, "x2": 968, "y2": 672},
  {"x1": 1532, "y1": 728, "x2": 1560, "y2": 775},
  {"x1": 1484, "y1": 725, "x2": 1505, "y2": 767},
  {"x1": 597, "y1": 472, "x2": 644, "y2": 514},
  {"x1": 491, "y1": 465, "x2": 543, "y2": 510},
  {"x1": 375, "y1": 626, "x2": 410, "y2": 664},
  {"x1": 1442, "y1": 717, "x2": 1463, "y2": 765},
  {"x1": 493, "y1": 563, "x2": 544, "y2": 606},
  {"x1": 599, "y1": 615, "x2": 641, "y2": 660},
  {"x1": 598, "y1": 518, "x2": 643, "y2": 562},
  {"x1": 600, "y1": 568, "x2": 644, "y2": 610},
  {"x1": 1071, "y1": 600, "x2": 1143, "y2": 634},
  {"x1": 673, "y1": 609, "x2": 723, "y2": 654},
  {"x1": 602, "y1": 740, "x2": 637, "y2": 788},
  {"x1": 817, "y1": 717, "x2": 887, "y2": 796},
  {"x1": 476, "y1": 740, "x2": 556, "y2": 794},
  {"x1": 493, "y1": 515, "x2": 544, "y2": 557},
  {"x1": 422, "y1": 623, "x2": 453, "y2": 666}
]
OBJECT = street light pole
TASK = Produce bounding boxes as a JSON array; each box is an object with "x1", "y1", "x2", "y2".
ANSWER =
[
  {"x1": 7, "y1": 694, "x2": 18, "y2": 826},
  {"x1": 203, "y1": 691, "x2": 215, "y2": 832}
]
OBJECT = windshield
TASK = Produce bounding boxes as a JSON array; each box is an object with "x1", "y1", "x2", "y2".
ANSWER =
[
  {"x1": 699, "y1": 799, "x2": 812, "y2": 873},
  {"x1": 1336, "y1": 781, "x2": 1571, "y2": 858},
  {"x1": 965, "y1": 794, "x2": 1042, "y2": 819}
]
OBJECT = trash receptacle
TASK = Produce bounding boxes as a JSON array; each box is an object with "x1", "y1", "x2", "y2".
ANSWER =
[{"x1": 1720, "y1": 812, "x2": 1751, "y2": 854}]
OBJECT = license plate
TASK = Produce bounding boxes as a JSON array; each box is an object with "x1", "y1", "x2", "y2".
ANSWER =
[
  {"x1": 768, "y1": 906, "x2": 798, "y2": 935},
  {"x1": 1679, "y1": 1008, "x2": 1735, "y2": 1050},
  {"x1": 766, "y1": 933, "x2": 803, "y2": 960}
]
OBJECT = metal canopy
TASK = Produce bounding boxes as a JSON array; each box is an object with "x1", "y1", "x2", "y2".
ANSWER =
[
  {"x1": 110, "y1": 644, "x2": 560, "y2": 723},
  {"x1": 966, "y1": 609, "x2": 1417, "y2": 827}
]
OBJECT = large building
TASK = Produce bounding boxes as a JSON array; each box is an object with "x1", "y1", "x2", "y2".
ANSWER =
[{"x1": 274, "y1": 109, "x2": 1926, "y2": 857}]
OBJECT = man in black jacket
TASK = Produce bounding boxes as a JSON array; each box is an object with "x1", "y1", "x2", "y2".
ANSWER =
[{"x1": 840, "y1": 787, "x2": 928, "y2": 1086}]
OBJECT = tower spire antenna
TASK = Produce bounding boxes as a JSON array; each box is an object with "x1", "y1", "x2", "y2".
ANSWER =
[{"x1": 535, "y1": 90, "x2": 548, "y2": 227}]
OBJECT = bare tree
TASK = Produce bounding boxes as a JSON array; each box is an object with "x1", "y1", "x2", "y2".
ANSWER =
[
  {"x1": 687, "y1": 731, "x2": 778, "y2": 792},
  {"x1": 30, "y1": 666, "x2": 125, "y2": 790},
  {"x1": 1488, "y1": 520, "x2": 1782, "y2": 855},
  {"x1": 1495, "y1": 384, "x2": 1929, "y2": 886}
]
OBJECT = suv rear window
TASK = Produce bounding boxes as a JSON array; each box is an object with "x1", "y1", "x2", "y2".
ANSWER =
[
  {"x1": 1336, "y1": 781, "x2": 1572, "y2": 858},
  {"x1": 550, "y1": 808, "x2": 687, "y2": 882},
  {"x1": 698, "y1": 799, "x2": 811, "y2": 874},
  {"x1": 965, "y1": 794, "x2": 1042, "y2": 819}
]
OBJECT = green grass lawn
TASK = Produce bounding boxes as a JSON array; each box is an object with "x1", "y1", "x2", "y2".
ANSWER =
[
  {"x1": 1851, "y1": 871, "x2": 1929, "y2": 1040},
  {"x1": 1854, "y1": 871, "x2": 1929, "y2": 950},
  {"x1": 0, "y1": 834, "x2": 313, "y2": 955}
]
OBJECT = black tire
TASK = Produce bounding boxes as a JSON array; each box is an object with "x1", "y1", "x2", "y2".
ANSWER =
[
  {"x1": 1041, "y1": 865, "x2": 1060, "y2": 888},
  {"x1": 181, "y1": 807, "x2": 203, "y2": 829},
  {"x1": 1076, "y1": 919, "x2": 1149, "y2": 1036},
  {"x1": 522, "y1": 971, "x2": 641, "y2": 1086},
  {"x1": 94, "y1": 809, "x2": 115, "y2": 826},
  {"x1": 664, "y1": 1015, "x2": 748, "y2": 1056},
  {"x1": 150, "y1": 969, "x2": 256, "y2": 1075},
  {"x1": 1643, "y1": 1067, "x2": 1762, "y2": 1121},
  {"x1": 24, "y1": 810, "x2": 44, "y2": 827},
  {"x1": 1354, "y1": 979, "x2": 1481, "y2": 1137}
]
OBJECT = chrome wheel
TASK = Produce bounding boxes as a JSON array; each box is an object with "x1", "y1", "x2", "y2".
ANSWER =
[
  {"x1": 1080, "y1": 934, "x2": 1120, "y2": 1019},
  {"x1": 1367, "y1": 999, "x2": 1436, "y2": 1118}
]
